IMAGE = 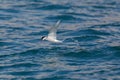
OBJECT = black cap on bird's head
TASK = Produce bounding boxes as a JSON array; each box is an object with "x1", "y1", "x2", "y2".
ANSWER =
[{"x1": 41, "y1": 36, "x2": 46, "y2": 40}]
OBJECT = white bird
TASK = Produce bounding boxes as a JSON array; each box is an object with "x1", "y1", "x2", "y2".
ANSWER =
[{"x1": 41, "y1": 20, "x2": 62, "y2": 43}]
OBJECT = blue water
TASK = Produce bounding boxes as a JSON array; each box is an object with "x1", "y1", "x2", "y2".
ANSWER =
[{"x1": 0, "y1": 0, "x2": 120, "y2": 80}]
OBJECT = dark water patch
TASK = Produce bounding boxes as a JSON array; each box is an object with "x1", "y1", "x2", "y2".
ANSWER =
[
  {"x1": 12, "y1": 4, "x2": 27, "y2": 8},
  {"x1": 45, "y1": 46, "x2": 69, "y2": 54},
  {"x1": 107, "y1": 46, "x2": 120, "y2": 58},
  {"x1": 80, "y1": 29, "x2": 111, "y2": 35},
  {"x1": 81, "y1": 29, "x2": 110, "y2": 35},
  {"x1": 58, "y1": 43, "x2": 118, "y2": 60},
  {"x1": 20, "y1": 1, "x2": 48, "y2": 10},
  {"x1": 73, "y1": 35, "x2": 102, "y2": 42},
  {"x1": 91, "y1": 22, "x2": 120, "y2": 28},
  {"x1": 0, "y1": 41, "x2": 17, "y2": 47},
  {"x1": 29, "y1": 0, "x2": 45, "y2": 2},
  {"x1": 0, "y1": 42, "x2": 10, "y2": 46},
  {"x1": 59, "y1": 49, "x2": 107, "y2": 59},
  {"x1": 0, "y1": 26, "x2": 27, "y2": 34},
  {"x1": 0, "y1": 8, "x2": 20, "y2": 13},
  {"x1": 60, "y1": 50, "x2": 90, "y2": 58},
  {"x1": 0, "y1": 62, "x2": 39, "y2": 70},
  {"x1": 13, "y1": 48, "x2": 48, "y2": 58},
  {"x1": 45, "y1": 14, "x2": 82, "y2": 21},
  {"x1": 21, "y1": 77, "x2": 39, "y2": 80},
  {"x1": 7, "y1": 70, "x2": 39, "y2": 76},
  {"x1": 64, "y1": 37, "x2": 75, "y2": 43},
  {"x1": 12, "y1": 47, "x2": 62, "y2": 59},
  {"x1": 86, "y1": 1, "x2": 117, "y2": 5},
  {"x1": 105, "y1": 1, "x2": 118, "y2": 5},
  {"x1": 28, "y1": 30, "x2": 48, "y2": 36},
  {"x1": 69, "y1": 28, "x2": 111, "y2": 36},
  {"x1": 0, "y1": 47, "x2": 44, "y2": 59},
  {"x1": 20, "y1": 49, "x2": 41, "y2": 55},
  {"x1": 40, "y1": 75, "x2": 70, "y2": 80},
  {"x1": 92, "y1": 5, "x2": 115, "y2": 10},
  {"x1": 10, "y1": 27, "x2": 27, "y2": 31},
  {"x1": 112, "y1": 46, "x2": 120, "y2": 51},
  {"x1": 0, "y1": 14, "x2": 13, "y2": 20},
  {"x1": 90, "y1": 46, "x2": 120, "y2": 60},
  {"x1": 39, "y1": 4, "x2": 70, "y2": 10},
  {"x1": 0, "y1": 45, "x2": 70, "y2": 61},
  {"x1": 64, "y1": 12, "x2": 103, "y2": 18}
]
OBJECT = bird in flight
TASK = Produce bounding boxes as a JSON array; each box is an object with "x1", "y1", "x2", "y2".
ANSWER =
[{"x1": 41, "y1": 20, "x2": 62, "y2": 43}]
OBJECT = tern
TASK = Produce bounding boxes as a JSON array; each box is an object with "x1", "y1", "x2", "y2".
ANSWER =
[{"x1": 41, "y1": 20, "x2": 62, "y2": 43}]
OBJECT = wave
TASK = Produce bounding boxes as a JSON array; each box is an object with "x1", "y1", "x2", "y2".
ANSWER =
[
  {"x1": 39, "y1": 4, "x2": 70, "y2": 10},
  {"x1": 45, "y1": 14, "x2": 80, "y2": 21}
]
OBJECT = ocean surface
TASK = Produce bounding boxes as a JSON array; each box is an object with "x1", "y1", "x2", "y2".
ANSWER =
[{"x1": 0, "y1": 0, "x2": 120, "y2": 80}]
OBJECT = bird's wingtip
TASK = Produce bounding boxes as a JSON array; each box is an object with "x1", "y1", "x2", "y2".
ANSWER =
[{"x1": 55, "y1": 20, "x2": 61, "y2": 27}]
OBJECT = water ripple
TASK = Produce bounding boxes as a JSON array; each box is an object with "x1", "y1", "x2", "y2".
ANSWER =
[{"x1": 0, "y1": 0, "x2": 120, "y2": 79}]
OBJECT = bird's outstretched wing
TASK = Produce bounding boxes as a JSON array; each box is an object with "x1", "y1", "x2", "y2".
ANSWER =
[{"x1": 48, "y1": 20, "x2": 61, "y2": 39}]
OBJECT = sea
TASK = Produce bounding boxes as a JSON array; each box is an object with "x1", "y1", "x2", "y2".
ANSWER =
[{"x1": 0, "y1": 0, "x2": 120, "y2": 80}]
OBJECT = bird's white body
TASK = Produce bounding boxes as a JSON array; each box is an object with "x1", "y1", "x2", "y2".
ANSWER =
[
  {"x1": 46, "y1": 37, "x2": 62, "y2": 43},
  {"x1": 41, "y1": 20, "x2": 62, "y2": 43}
]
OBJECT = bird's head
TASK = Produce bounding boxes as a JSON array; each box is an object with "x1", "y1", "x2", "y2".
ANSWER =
[{"x1": 41, "y1": 36, "x2": 47, "y2": 40}]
